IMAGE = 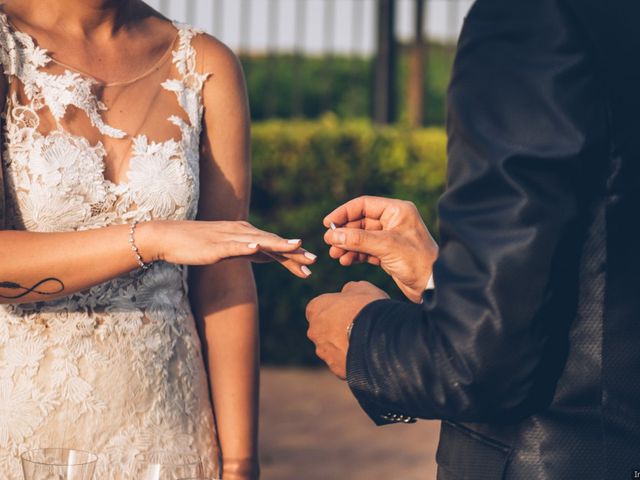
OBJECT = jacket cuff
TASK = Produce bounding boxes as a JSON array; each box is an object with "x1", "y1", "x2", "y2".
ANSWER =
[
  {"x1": 347, "y1": 299, "x2": 417, "y2": 426},
  {"x1": 346, "y1": 299, "x2": 390, "y2": 425}
]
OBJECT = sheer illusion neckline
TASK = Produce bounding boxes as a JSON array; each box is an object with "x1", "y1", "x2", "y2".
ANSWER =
[
  {"x1": 0, "y1": 9, "x2": 181, "y2": 87},
  {"x1": 0, "y1": 7, "x2": 211, "y2": 191}
]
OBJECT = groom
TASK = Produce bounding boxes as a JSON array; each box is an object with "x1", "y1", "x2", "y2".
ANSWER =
[{"x1": 306, "y1": 0, "x2": 640, "y2": 478}]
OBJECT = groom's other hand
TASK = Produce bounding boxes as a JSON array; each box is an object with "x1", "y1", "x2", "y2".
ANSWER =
[
  {"x1": 324, "y1": 196, "x2": 438, "y2": 303},
  {"x1": 306, "y1": 281, "x2": 389, "y2": 379}
]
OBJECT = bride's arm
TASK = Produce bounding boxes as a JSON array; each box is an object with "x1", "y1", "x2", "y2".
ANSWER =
[
  {"x1": 0, "y1": 71, "x2": 152, "y2": 304},
  {"x1": 0, "y1": 55, "x2": 310, "y2": 307},
  {"x1": 188, "y1": 36, "x2": 261, "y2": 479}
]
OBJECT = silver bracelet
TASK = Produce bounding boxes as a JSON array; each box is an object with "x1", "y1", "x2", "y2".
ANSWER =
[{"x1": 128, "y1": 221, "x2": 152, "y2": 270}]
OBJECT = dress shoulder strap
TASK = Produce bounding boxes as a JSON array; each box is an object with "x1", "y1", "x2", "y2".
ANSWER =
[
  {"x1": 162, "y1": 23, "x2": 212, "y2": 132},
  {"x1": 170, "y1": 22, "x2": 212, "y2": 91},
  {"x1": 0, "y1": 12, "x2": 46, "y2": 81}
]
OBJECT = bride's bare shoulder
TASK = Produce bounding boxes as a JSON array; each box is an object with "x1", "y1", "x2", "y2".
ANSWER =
[
  {"x1": 137, "y1": 4, "x2": 240, "y2": 76},
  {"x1": 193, "y1": 33, "x2": 245, "y2": 84}
]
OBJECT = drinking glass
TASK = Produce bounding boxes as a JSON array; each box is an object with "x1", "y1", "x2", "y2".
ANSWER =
[
  {"x1": 134, "y1": 451, "x2": 203, "y2": 480},
  {"x1": 21, "y1": 448, "x2": 97, "y2": 480}
]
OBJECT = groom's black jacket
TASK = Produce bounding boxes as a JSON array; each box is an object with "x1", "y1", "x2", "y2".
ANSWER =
[{"x1": 347, "y1": 0, "x2": 640, "y2": 478}]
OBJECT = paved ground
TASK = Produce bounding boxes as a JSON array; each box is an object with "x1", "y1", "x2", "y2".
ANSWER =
[{"x1": 260, "y1": 367, "x2": 440, "y2": 480}]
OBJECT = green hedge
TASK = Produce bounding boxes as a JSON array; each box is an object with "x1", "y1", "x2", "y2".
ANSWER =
[{"x1": 251, "y1": 117, "x2": 447, "y2": 364}]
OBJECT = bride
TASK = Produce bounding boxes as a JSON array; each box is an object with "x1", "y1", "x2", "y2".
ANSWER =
[{"x1": 0, "y1": 0, "x2": 315, "y2": 478}]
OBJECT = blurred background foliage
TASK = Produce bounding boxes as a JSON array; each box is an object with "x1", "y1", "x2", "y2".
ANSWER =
[
  {"x1": 250, "y1": 117, "x2": 447, "y2": 364},
  {"x1": 242, "y1": 43, "x2": 456, "y2": 125}
]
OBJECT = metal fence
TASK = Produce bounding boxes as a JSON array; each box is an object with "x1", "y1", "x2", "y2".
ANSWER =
[{"x1": 147, "y1": 0, "x2": 474, "y2": 125}]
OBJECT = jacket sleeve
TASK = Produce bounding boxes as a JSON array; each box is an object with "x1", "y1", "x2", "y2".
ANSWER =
[{"x1": 347, "y1": 0, "x2": 608, "y2": 425}]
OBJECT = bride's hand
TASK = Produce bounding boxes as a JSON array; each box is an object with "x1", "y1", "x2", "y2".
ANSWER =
[{"x1": 137, "y1": 220, "x2": 316, "y2": 278}]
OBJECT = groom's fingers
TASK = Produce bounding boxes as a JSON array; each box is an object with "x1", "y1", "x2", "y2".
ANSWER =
[
  {"x1": 342, "y1": 280, "x2": 378, "y2": 294},
  {"x1": 324, "y1": 228, "x2": 389, "y2": 258},
  {"x1": 328, "y1": 245, "x2": 347, "y2": 259},
  {"x1": 330, "y1": 245, "x2": 381, "y2": 266},
  {"x1": 367, "y1": 256, "x2": 381, "y2": 266},
  {"x1": 338, "y1": 251, "x2": 371, "y2": 266},
  {"x1": 344, "y1": 218, "x2": 383, "y2": 231},
  {"x1": 339, "y1": 251, "x2": 359, "y2": 266},
  {"x1": 323, "y1": 196, "x2": 392, "y2": 228}
]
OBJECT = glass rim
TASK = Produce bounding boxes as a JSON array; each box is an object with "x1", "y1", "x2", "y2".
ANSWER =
[
  {"x1": 20, "y1": 448, "x2": 98, "y2": 467},
  {"x1": 134, "y1": 450, "x2": 202, "y2": 466}
]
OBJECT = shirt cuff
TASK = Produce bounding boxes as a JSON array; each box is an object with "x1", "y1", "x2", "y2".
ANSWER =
[{"x1": 426, "y1": 274, "x2": 435, "y2": 290}]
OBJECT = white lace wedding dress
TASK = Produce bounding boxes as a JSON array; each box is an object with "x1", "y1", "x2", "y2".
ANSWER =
[{"x1": 0, "y1": 11, "x2": 220, "y2": 479}]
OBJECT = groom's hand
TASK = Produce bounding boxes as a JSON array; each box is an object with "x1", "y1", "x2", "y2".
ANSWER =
[
  {"x1": 324, "y1": 196, "x2": 438, "y2": 303},
  {"x1": 306, "y1": 281, "x2": 389, "y2": 379}
]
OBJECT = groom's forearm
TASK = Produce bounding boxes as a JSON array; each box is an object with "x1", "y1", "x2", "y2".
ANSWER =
[{"x1": 346, "y1": 297, "x2": 556, "y2": 425}]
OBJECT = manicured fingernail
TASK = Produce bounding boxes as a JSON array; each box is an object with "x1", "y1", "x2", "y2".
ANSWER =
[
  {"x1": 333, "y1": 232, "x2": 346, "y2": 244},
  {"x1": 330, "y1": 222, "x2": 337, "y2": 230},
  {"x1": 248, "y1": 243, "x2": 259, "y2": 249},
  {"x1": 304, "y1": 252, "x2": 317, "y2": 261},
  {"x1": 288, "y1": 239, "x2": 301, "y2": 244},
  {"x1": 301, "y1": 266, "x2": 312, "y2": 276}
]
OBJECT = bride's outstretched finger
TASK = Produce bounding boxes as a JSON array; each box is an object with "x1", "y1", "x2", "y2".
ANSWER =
[
  {"x1": 274, "y1": 248, "x2": 317, "y2": 265},
  {"x1": 244, "y1": 234, "x2": 302, "y2": 253},
  {"x1": 220, "y1": 241, "x2": 261, "y2": 260},
  {"x1": 261, "y1": 251, "x2": 313, "y2": 279},
  {"x1": 249, "y1": 248, "x2": 317, "y2": 266}
]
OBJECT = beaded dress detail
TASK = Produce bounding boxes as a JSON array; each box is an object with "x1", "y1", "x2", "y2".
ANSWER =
[{"x1": 0, "y1": 11, "x2": 219, "y2": 478}]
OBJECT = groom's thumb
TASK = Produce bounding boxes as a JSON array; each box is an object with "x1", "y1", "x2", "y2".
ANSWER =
[{"x1": 326, "y1": 228, "x2": 388, "y2": 258}]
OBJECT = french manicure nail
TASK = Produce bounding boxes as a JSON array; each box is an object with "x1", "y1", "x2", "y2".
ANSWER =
[
  {"x1": 301, "y1": 266, "x2": 312, "y2": 276},
  {"x1": 304, "y1": 252, "x2": 317, "y2": 261},
  {"x1": 330, "y1": 222, "x2": 337, "y2": 230},
  {"x1": 248, "y1": 243, "x2": 259, "y2": 249},
  {"x1": 288, "y1": 239, "x2": 301, "y2": 244}
]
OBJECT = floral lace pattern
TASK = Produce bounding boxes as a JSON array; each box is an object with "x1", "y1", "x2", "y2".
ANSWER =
[{"x1": 0, "y1": 12, "x2": 218, "y2": 479}]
